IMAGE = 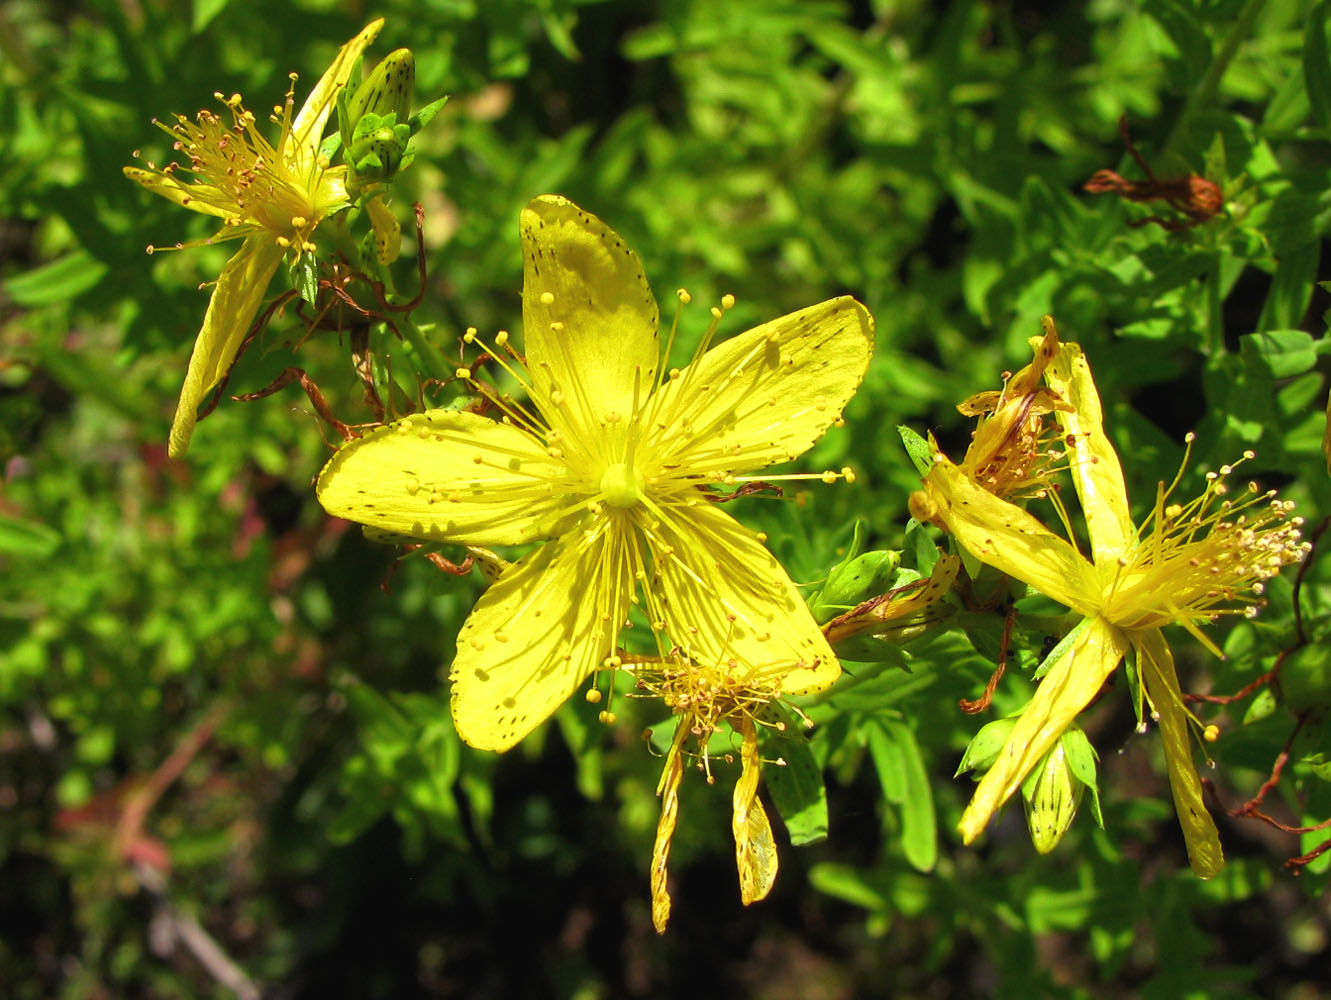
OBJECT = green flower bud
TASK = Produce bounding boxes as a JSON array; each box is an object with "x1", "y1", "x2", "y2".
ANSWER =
[
  {"x1": 349, "y1": 48, "x2": 415, "y2": 127},
  {"x1": 810, "y1": 549, "x2": 902, "y2": 624},
  {"x1": 347, "y1": 116, "x2": 412, "y2": 182},
  {"x1": 1022, "y1": 741, "x2": 1084, "y2": 854}
]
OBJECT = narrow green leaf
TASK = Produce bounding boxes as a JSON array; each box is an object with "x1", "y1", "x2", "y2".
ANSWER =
[
  {"x1": 883, "y1": 720, "x2": 937, "y2": 872},
  {"x1": 1257, "y1": 242, "x2": 1320, "y2": 332},
  {"x1": 1305, "y1": 2, "x2": 1331, "y2": 130},
  {"x1": 761, "y1": 704, "x2": 828, "y2": 845},
  {"x1": 191, "y1": 0, "x2": 231, "y2": 32},
  {"x1": 867, "y1": 722, "x2": 906, "y2": 803},
  {"x1": 0, "y1": 512, "x2": 62, "y2": 558},
  {"x1": 5, "y1": 250, "x2": 108, "y2": 306}
]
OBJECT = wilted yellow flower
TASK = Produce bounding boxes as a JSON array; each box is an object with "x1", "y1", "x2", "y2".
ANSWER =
[
  {"x1": 632, "y1": 655, "x2": 789, "y2": 934},
  {"x1": 125, "y1": 20, "x2": 384, "y2": 456},
  {"x1": 317, "y1": 195, "x2": 874, "y2": 752},
  {"x1": 913, "y1": 320, "x2": 1307, "y2": 876},
  {"x1": 953, "y1": 315, "x2": 1070, "y2": 500}
]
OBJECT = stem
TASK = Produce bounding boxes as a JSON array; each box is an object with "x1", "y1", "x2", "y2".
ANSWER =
[
  {"x1": 400, "y1": 315, "x2": 451, "y2": 383},
  {"x1": 1162, "y1": 0, "x2": 1268, "y2": 158},
  {"x1": 1206, "y1": 251, "x2": 1224, "y2": 356}
]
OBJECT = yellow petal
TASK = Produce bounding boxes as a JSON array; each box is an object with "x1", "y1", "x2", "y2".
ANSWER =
[
  {"x1": 924, "y1": 456, "x2": 1101, "y2": 616},
  {"x1": 651, "y1": 719, "x2": 688, "y2": 934},
  {"x1": 649, "y1": 297, "x2": 874, "y2": 476},
  {"x1": 733, "y1": 719, "x2": 778, "y2": 906},
  {"x1": 122, "y1": 167, "x2": 235, "y2": 222},
  {"x1": 316, "y1": 409, "x2": 575, "y2": 547},
  {"x1": 652, "y1": 497, "x2": 839, "y2": 695},
  {"x1": 365, "y1": 194, "x2": 401, "y2": 264},
  {"x1": 449, "y1": 521, "x2": 631, "y2": 751},
  {"x1": 959, "y1": 616, "x2": 1128, "y2": 843},
  {"x1": 169, "y1": 237, "x2": 285, "y2": 457},
  {"x1": 1044, "y1": 338, "x2": 1134, "y2": 563},
  {"x1": 291, "y1": 18, "x2": 385, "y2": 166},
  {"x1": 519, "y1": 195, "x2": 659, "y2": 442},
  {"x1": 1137, "y1": 628, "x2": 1224, "y2": 878}
]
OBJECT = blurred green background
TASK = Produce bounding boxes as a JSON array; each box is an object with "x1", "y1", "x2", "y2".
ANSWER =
[{"x1": 3, "y1": 0, "x2": 1331, "y2": 996}]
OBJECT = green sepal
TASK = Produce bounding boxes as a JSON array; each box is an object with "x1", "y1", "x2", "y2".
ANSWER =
[
  {"x1": 898, "y1": 424, "x2": 934, "y2": 477},
  {"x1": 955, "y1": 716, "x2": 1019, "y2": 777},
  {"x1": 409, "y1": 95, "x2": 449, "y2": 135},
  {"x1": 289, "y1": 251, "x2": 318, "y2": 305}
]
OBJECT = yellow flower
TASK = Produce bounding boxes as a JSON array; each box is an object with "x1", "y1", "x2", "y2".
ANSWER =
[
  {"x1": 913, "y1": 320, "x2": 1307, "y2": 876},
  {"x1": 125, "y1": 20, "x2": 384, "y2": 457},
  {"x1": 632, "y1": 655, "x2": 787, "y2": 933},
  {"x1": 317, "y1": 195, "x2": 874, "y2": 752}
]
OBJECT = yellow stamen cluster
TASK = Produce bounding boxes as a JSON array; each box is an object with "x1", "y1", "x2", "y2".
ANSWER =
[
  {"x1": 1104, "y1": 443, "x2": 1309, "y2": 639},
  {"x1": 138, "y1": 76, "x2": 336, "y2": 255},
  {"x1": 630, "y1": 655, "x2": 788, "y2": 774}
]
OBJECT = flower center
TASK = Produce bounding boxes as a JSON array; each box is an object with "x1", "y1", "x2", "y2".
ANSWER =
[{"x1": 600, "y1": 462, "x2": 645, "y2": 508}]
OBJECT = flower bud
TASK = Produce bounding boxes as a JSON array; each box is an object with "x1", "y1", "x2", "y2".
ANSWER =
[
  {"x1": 348, "y1": 48, "x2": 415, "y2": 127},
  {"x1": 1022, "y1": 742, "x2": 1083, "y2": 854},
  {"x1": 809, "y1": 549, "x2": 902, "y2": 623}
]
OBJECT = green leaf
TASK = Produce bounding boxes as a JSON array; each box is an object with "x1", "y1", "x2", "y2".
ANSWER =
[
  {"x1": 1257, "y1": 242, "x2": 1320, "y2": 332},
  {"x1": 0, "y1": 512, "x2": 62, "y2": 558},
  {"x1": 191, "y1": 0, "x2": 231, "y2": 32},
  {"x1": 1239, "y1": 330, "x2": 1318, "y2": 379},
  {"x1": 1305, "y1": 2, "x2": 1331, "y2": 131},
  {"x1": 882, "y1": 720, "x2": 937, "y2": 872},
  {"x1": 4, "y1": 250, "x2": 107, "y2": 306},
  {"x1": 760, "y1": 704, "x2": 828, "y2": 846},
  {"x1": 867, "y1": 722, "x2": 906, "y2": 803}
]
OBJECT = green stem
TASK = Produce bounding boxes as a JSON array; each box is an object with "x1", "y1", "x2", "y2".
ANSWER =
[
  {"x1": 1206, "y1": 251, "x2": 1224, "y2": 357},
  {"x1": 400, "y1": 316, "x2": 451, "y2": 384},
  {"x1": 1162, "y1": 0, "x2": 1268, "y2": 158}
]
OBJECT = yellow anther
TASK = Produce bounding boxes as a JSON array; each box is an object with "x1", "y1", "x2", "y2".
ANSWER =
[
  {"x1": 1203, "y1": 724, "x2": 1220, "y2": 742},
  {"x1": 291, "y1": 216, "x2": 308, "y2": 228},
  {"x1": 540, "y1": 291, "x2": 555, "y2": 305},
  {"x1": 710, "y1": 306, "x2": 723, "y2": 319},
  {"x1": 585, "y1": 688, "x2": 602, "y2": 704},
  {"x1": 495, "y1": 330, "x2": 509, "y2": 347},
  {"x1": 598, "y1": 710, "x2": 617, "y2": 725},
  {"x1": 463, "y1": 327, "x2": 477, "y2": 342},
  {"x1": 721, "y1": 293, "x2": 735, "y2": 309},
  {"x1": 842, "y1": 466, "x2": 856, "y2": 484},
  {"x1": 455, "y1": 367, "x2": 472, "y2": 380},
  {"x1": 677, "y1": 288, "x2": 691, "y2": 304}
]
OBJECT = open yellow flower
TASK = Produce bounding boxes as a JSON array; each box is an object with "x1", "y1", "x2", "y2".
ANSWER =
[
  {"x1": 913, "y1": 320, "x2": 1307, "y2": 876},
  {"x1": 125, "y1": 20, "x2": 384, "y2": 457},
  {"x1": 317, "y1": 195, "x2": 874, "y2": 752}
]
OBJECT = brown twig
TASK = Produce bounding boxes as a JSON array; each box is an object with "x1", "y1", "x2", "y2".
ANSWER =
[{"x1": 960, "y1": 603, "x2": 1018, "y2": 714}]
